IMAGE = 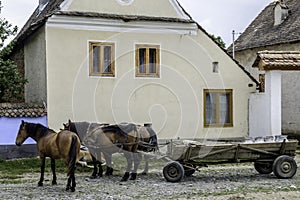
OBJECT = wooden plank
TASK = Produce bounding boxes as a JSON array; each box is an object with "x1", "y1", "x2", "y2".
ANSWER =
[{"x1": 168, "y1": 140, "x2": 298, "y2": 162}]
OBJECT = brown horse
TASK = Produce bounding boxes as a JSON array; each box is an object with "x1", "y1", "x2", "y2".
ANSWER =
[
  {"x1": 15, "y1": 121, "x2": 80, "y2": 192},
  {"x1": 64, "y1": 120, "x2": 157, "y2": 181}
]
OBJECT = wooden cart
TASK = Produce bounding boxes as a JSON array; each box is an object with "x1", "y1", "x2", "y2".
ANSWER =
[{"x1": 163, "y1": 139, "x2": 298, "y2": 182}]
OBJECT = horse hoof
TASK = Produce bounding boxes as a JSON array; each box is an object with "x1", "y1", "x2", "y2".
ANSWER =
[
  {"x1": 71, "y1": 187, "x2": 75, "y2": 192},
  {"x1": 120, "y1": 177, "x2": 128, "y2": 182},
  {"x1": 52, "y1": 181, "x2": 57, "y2": 185},
  {"x1": 129, "y1": 173, "x2": 137, "y2": 180},
  {"x1": 141, "y1": 172, "x2": 147, "y2": 175},
  {"x1": 121, "y1": 172, "x2": 130, "y2": 182},
  {"x1": 38, "y1": 182, "x2": 43, "y2": 187},
  {"x1": 89, "y1": 175, "x2": 97, "y2": 179}
]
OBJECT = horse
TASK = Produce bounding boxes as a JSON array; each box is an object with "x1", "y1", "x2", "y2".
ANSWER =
[
  {"x1": 64, "y1": 120, "x2": 158, "y2": 181},
  {"x1": 136, "y1": 123, "x2": 158, "y2": 175},
  {"x1": 15, "y1": 120, "x2": 80, "y2": 192}
]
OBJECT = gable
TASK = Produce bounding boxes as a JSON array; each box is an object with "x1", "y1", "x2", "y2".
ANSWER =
[{"x1": 61, "y1": 0, "x2": 190, "y2": 19}]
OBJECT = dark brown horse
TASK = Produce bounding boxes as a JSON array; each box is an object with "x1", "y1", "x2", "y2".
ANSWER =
[
  {"x1": 15, "y1": 121, "x2": 80, "y2": 192},
  {"x1": 64, "y1": 120, "x2": 157, "y2": 181}
]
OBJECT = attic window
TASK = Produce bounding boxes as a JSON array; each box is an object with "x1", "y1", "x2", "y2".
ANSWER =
[
  {"x1": 213, "y1": 62, "x2": 219, "y2": 73},
  {"x1": 274, "y1": 0, "x2": 290, "y2": 26}
]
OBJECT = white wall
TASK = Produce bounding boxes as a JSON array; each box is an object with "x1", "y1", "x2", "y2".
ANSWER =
[{"x1": 249, "y1": 71, "x2": 281, "y2": 137}]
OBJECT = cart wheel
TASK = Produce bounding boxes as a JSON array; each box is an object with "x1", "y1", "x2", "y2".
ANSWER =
[
  {"x1": 272, "y1": 155, "x2": 297, "y2": 179},
  {"x1": 254, "y1": 161, "x2": 273, "y2": 174},
  {"x1": 163, "y1": 161, "x2": 185, "y2": 182},
  {"x1": 184, "y1": 164, "x2": 196, "y2": 177}
]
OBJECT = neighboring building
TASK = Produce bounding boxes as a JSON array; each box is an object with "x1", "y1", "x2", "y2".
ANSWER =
[
  {"x1": 228, "y1": 0, "x2": 300, "y2": 136},
  {"x1": 8, "y1": 0, "x2": 257, "y2": 140},
  {"x1": 0, "y1": 103, "x2": 47, "y2": 159}
]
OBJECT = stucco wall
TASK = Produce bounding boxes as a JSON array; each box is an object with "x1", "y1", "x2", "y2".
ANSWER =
[
  {"x1": 64, "y1": 0, "x2": 188, "y2": 19},
  {"x1": 234, "y1": 43, "x2": 300, "y2": 135},
  {"x1": 43, "y1": 23, "x2": 255, "y2": 139},
  {"x1": 24, "y1": 27, "x2": 47, "y2": 103}
]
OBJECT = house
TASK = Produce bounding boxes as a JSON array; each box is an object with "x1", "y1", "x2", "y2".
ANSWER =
[
  {"x1": 228, "y1": 0, "x2": 300, "y2": 137},
  {"x1": 8, "y1": 0, "x2": 257, "y2": 140},
  {"x1": 250, "y1": 51, "x2": 300, "y2": 138}
]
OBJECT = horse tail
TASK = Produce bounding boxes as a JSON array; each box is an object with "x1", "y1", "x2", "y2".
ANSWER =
[{"x1": 67, "y1": 135, "x2": 79, "y2": 176}]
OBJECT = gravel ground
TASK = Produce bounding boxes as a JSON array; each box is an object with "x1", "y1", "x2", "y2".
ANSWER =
[{"x1": 1, "y1": 153, "x2": 300, "y2": 200}]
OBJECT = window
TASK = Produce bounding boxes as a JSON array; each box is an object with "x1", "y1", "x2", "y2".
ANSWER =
[
  {"x1": 89, "y1": 42, "x2": 115, "y2": 77},
  {"x1": 212, "y1": 62, "x2": 219, "y2": 73},
  {"x1": 259, "y1": 74, "x2": 265, "y2": 93},
  {"x1": 204, "y1": 89, "x2": 233, "y2": 127},
  {"x1": 135, "y1": 44, "x2": 160, "y2": 77}
]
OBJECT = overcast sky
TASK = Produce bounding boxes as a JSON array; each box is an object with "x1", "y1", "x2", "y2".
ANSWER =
[{"x1": 1, "y1": 0, "x2": 273, "y2": 47}]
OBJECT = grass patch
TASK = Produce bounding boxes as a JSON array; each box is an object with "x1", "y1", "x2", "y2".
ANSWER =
[{"x1": 0, "y1": 158, "x2": 91, "y2": 176}]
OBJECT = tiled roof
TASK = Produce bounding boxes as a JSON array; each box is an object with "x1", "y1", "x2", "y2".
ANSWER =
[
  {"x1": 55, "y1": 11, "x2": 194, "y2": 23},
  {"x1": 0, "y1": 103, "x2": 47, "y2": 118},
  {"x1": 252, "y1": 51, "x2": 300, "y2": 70},
  {"x1": 11, "y1": 0, "x2": 65, "y2": 50},
  {"x1": 228, "y1": 0, "x2": 300, "y2": 52}
]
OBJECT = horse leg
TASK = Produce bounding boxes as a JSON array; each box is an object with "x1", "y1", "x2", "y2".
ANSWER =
[
  {"x1": 97, "y1": 152, "x2": 103, "y2": 177},
  {"x1": 71, "y1": 173, "x2": 76, "y2": 192},
  {"x1": 121, "y1": 152, "x2": 133, "y2": 182},
  {"x1": 142, "y1": 154, "x2": 150, "y2": 175},
  {"x1": 130, "y1": 153, "x2": 142, "y2": 180},
  {"x1": 90, "y1": 155, "x2": 98, "y2": 179},
  {"x1": 67, "y1": 170, "x2": 76, "y2": 192},
  {"x1": 66, "y1": 175, "x2": 72, "y2": 191},
  {"x1": 104, "y1": 153, "x2": 113, "y2": 176},
  {"x1": 51, "y1": 158, "x2": 57, "y2": 185},
  {"x1": 38, "y1": 157, "x2": 46, "y2": 186}
]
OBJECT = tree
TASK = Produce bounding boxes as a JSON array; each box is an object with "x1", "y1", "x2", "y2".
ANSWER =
[
  {"x1": 209, "y1": 34, "x2": 226, "y2": 49},
  {"x1": 0, "y1": 1, "x2": 27, "y2": 102}
]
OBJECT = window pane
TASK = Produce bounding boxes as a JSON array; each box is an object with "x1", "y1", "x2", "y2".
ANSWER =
[
  {"x1": 92, "y1": 46, "x2": 100, "y2": 73},
  {"x1": 103, "y1": 46, "x2": 111, "y2": 73},
  {"x1": 219, "y1": 93, "x2": 230, "y2": 123},
  {"x1": 206, "y1": 93, "x2": 217, "y2": 124},
  {"x1": 139, "y1": 48, "x2": 146, "y2": 73},
  {"x1": 149, "y1": 48, "x2": 157, "y2": 73}
]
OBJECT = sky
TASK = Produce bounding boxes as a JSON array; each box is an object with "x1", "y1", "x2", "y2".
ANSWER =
[{"x1": 1, "y1": 0, "x2": 273, "y2": 47}]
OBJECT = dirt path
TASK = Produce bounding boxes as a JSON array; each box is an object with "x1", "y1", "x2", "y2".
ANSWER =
[{"x1": 1, "y1": 154, "x2": 300, "y2": 199}]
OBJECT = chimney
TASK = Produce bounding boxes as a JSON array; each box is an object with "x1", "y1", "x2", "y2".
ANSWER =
[
  {"x1": 39, "y1": 0, "x2": 49, "y2": 13},
  {"x1": 274, "y1": 0, "x2": 289, "y2": 26}
]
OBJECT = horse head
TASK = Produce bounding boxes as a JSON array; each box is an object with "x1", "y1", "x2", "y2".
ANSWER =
[
  {"x1": 15, "y1": 120, "x2": 29, "y2": 146},
  {"x1": 63, "y1": 120, "x2": 90, "y2": 142}
]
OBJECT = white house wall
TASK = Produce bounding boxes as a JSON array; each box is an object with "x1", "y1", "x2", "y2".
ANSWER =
[
  {"x1": 61, "y1": 0, "x2": 190, "y2": 19},
  {"x1": 44, "y1": 20, "x2": 256, "y2": 139}
]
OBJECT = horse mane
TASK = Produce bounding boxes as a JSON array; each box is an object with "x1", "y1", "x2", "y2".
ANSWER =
[
  {"x1": 25, "y1": 122, "x2": 55, "y2": 138},
  {"x1": 101, "y1": 123, "x2": 137, "y2": 136},
  {"x1": 145, "y1": 126, "x2": 158, "y2": 146}
]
